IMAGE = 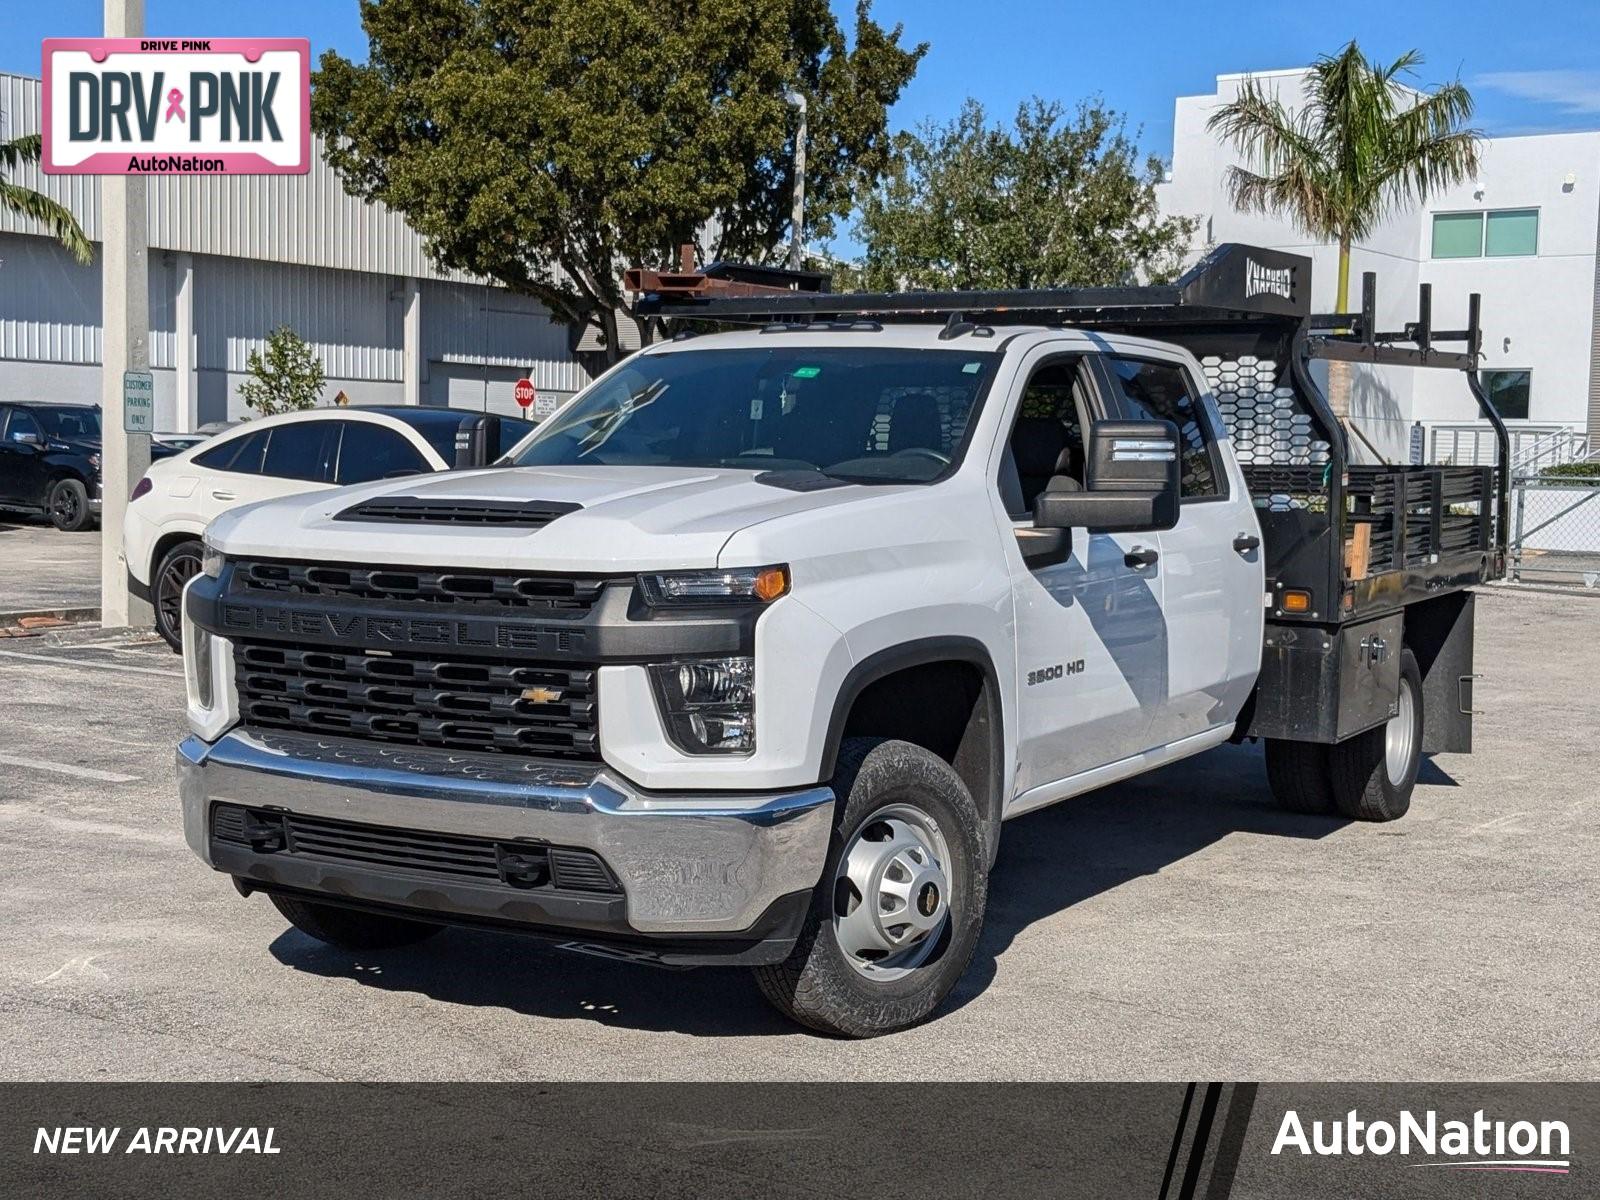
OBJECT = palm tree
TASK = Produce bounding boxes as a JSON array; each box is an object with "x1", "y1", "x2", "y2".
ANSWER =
[
  {"x1": 1, "y1": 134, "x2": 93, "y2": 264},
  {"x1": 1207, "y1": 43, "x2": 1481, "y2": 317}
]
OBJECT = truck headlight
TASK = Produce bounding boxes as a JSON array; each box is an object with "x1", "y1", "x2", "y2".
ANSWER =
[
  {"x1": 638, "y1": 565, "x2": 789, "y2": 606},
  {"x1": 649, "y1": 656, "x2": 756, "y2": 754},
  {"x1": 201, "y1": 537, "x2": 225, "y2": 579}
]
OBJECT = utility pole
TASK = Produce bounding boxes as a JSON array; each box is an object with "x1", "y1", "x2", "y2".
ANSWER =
[
  {"x1": 100, "y1": 0, "x2": 153, "y2": 630},
  {"x1": 784, "y1": 90, "x2": 807, "y2": 271}
]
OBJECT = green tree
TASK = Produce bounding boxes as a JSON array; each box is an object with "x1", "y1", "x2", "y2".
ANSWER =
[
  {"x1": 1, "y1": 135, "x2": 93, "y2": 264},
  {"x1": 312, "y1": 0, "x2": 924, "y2": 359},
  {"x1": 1207, "y1": 43, "x2": 1481, "y2": 316},
  {"x1": 852, "y1": 97, "x2": 1194, "y2": 292},
  {"x1": 237, "y1": 327, "x2": 327, "y2": 416}
]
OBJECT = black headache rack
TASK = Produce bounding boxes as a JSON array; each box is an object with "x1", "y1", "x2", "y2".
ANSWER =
[{"x1": 636, "y1": 243, "x2": 1509, "y2": 628}]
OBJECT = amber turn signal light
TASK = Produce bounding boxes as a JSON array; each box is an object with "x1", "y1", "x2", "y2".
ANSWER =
[
  {"x1": 753, "y1": 566, "x2": 790, "y2": 602},
  {"x1": 1280, "y1": 589, "x2": 1312, "y2": 613}
]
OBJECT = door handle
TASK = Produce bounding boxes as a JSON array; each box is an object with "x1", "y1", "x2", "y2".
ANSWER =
[
  {"x1": 211, "y1": 490, "x2": 237, "y2": 501},
  {"x1": 1124, "y1": 546, "x2": 1159, "y2": 568},
  {"x1": 1233, "y1": 533, "x2": 1261, "y2": 554}
]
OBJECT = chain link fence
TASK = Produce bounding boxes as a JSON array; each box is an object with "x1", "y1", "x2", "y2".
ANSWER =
[{"x1": 1510, "y1": 470, "x2": 1600, "y2": 588}]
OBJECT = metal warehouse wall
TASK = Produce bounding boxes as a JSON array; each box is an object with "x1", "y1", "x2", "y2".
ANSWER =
[{"x1": 422, "y1": 283, "x2": 588, "y2": 395}]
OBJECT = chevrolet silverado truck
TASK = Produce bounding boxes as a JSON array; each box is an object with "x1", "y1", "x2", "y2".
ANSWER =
[{"x1": 176, "y1": 246, "x2": 1506, "y2": 1037}]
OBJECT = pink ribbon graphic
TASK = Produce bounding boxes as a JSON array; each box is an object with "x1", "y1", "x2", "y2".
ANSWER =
[{"x1": 164, "y1": 88, "x2": 185, "y2": 123}]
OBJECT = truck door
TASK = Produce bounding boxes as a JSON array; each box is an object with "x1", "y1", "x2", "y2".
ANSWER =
[
  {"x1": 1096, "y1": 353, "x2": 1264, "y2": 746},
  {"x1": 996, "y1": 352, "x2": 1169, "y2": 795}
]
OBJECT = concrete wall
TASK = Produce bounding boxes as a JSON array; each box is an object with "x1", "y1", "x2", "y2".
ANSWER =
[{"x1": 1158, "y1": 70, "x2": 1600, "y2": 455}]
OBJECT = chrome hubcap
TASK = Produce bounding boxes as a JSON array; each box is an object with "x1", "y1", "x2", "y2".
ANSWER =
[
  {"x1": 1385, "y1": 676, "x2": 1417, "y2": 785},
  {"x1": 832, "y1": 804, "x2": 951, "y2": 981}
]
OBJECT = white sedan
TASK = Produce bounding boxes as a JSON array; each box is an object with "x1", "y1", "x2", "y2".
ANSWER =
[{"x1": 125, "y1": 406, "x2": 534, "y2": 649}]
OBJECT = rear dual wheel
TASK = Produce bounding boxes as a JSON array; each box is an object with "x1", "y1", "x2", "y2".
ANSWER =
[{"x1": 1264, "y1": 648, "x2": 1423, "y2": 822}]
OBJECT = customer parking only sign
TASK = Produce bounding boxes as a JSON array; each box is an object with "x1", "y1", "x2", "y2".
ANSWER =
[{"x1": 41, "y1": 38, "x2": 309, "y2": 175}]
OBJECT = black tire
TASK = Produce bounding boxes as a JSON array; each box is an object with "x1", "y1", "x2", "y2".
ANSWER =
[
  {"x1": 153, "y1": 538, "x2": 204, "y2": 652},
  {"x1": 269, "y1": 894, "x2": 444, "y2": 950},
  {"x1": 47, "y1": 478, "x2": 91, "y2": 532},
  {"x1": 752, "y1": 738, "x2": 988, "y2": 1038},
  {"x1": 1263, "y1": 738, "x2": 1336, "y2": 814},
  {"x1": 1327, "y1": 649, "x2": 1423, "y2": 822}
]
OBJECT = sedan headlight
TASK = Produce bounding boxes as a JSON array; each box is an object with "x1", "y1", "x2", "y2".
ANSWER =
[
  {"x1": 638, "y1": 565, "x2": 789, "y2": 606},
  {"x1": 649, "y1": 656, "x2": 756, "y2": 754},
  {"x1": 201, "y1": 537, "x2": 225, "y2": 579}
]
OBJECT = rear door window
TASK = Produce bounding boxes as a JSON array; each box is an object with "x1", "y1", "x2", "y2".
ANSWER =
[
  {"x1": 1099, "y1": 357, "x2": 1224, "y2": 499},
  {"x1": 261, "y1": 422, "x2": 340, "y2": 483},
  {"x1": 335, "y1": 422, "x2": 432, "y2": 485},
  {"x1": 195, "y1": 429, "x2": 270, "y2": 475}
]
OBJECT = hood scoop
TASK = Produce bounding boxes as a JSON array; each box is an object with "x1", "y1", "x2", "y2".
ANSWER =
[{"x1": 335, "y1": 496, "x2": 581, "y2": 529}]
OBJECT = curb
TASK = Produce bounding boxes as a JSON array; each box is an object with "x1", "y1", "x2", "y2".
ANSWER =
[{"x1": 0, "y1": 606, "x2": 102, "y2": 637}]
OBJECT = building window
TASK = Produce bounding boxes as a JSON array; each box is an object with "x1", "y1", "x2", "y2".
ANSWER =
[
  {"x1": 1485, "y1": 208, "x2": 1538, "y2": 257},
  {"x1": 1431, "y1": 209, "x2": 1539, "y2": 259},
  {"x1": 1480, "y1": 369, "x2": 1531, "y2": 420},
  {"x1": 1432, "y1": 212, "x2": 1483, "y2": 258}
]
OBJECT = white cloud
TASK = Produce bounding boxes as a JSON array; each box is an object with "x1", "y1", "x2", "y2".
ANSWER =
[{"x1": 1474, "y1": 70, "x2": 1600, "y2": 115}]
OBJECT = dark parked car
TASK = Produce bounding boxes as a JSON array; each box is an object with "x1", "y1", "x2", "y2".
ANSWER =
[
  {"x1": 0, "y1": 402, "x2": 106, "y2": 531},
  {"x1": 0, "y1": 402, "x2": 195, "y2": 531}
]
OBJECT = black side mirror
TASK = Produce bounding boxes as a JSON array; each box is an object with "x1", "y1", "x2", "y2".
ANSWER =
[
  {"x1": 454, "y1": 414, "x2": 503, "y2": 468},
  {"x1": 1034, "y1": 419, "x2": 1181, "y2": 533}
]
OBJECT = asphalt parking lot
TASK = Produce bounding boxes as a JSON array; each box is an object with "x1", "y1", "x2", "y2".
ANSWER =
[
  {"x1": 0, "y1": 519, "x2": 100, "y2": 615},
  {"x1": 0, "y1": 582, "x2": 1596, "y2": 1081}
]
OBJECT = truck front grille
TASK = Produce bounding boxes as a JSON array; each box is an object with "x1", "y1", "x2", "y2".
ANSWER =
[
  {"x1": 232, "y1": 558, "x2": 609, "y2": 613},
  {"x1": 234, "y1": 642, "x2": 599, "y2": 761}
]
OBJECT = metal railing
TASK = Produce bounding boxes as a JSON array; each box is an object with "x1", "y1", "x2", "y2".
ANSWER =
[
  {"x1": 1510, "y1": 472, "x2": 1600, "y2": 588},
  {"x1": 1426, "y1": 422, "x2": 1588, "y2": 470}
]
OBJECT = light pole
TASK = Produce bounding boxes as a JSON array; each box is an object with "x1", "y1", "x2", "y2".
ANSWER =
[
  {"x1": 101, "y1": 0, "x2": 153, "y2": 630},
  {"x1": 783, "y1": 89, "x2": 807, "y2": 271}
]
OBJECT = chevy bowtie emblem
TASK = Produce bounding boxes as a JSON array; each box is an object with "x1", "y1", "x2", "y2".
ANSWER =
[{"x1": 521, "y1": 686, "x2": 564, "y2": 704}]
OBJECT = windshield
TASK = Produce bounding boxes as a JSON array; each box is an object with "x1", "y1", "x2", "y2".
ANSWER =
[
  {"x1": 36, "y1": 407, "x2": 101, "y2": 441},
  {"x1": 507, "y1": 346, "x2": 1000, "y2": 483}
]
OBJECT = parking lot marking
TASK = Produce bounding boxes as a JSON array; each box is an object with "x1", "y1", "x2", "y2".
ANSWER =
[
  {"x1": 0, "y1": 647, "x2": 183, "y2": 679},
  {"x1": 0, "y1": 753, "x2": 139, "y2": 784}
]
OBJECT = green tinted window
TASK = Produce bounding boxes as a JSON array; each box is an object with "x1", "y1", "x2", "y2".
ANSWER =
[
  {"x1": 1485, "y1": 209, "x2": 1538, "y2": 257},
  {"x1": 1432, "y1": 212, "x2": 1482, "y2": 258},
  {"x1": 1480, "y1": 370, "x2": 1531, "y2": 420}
]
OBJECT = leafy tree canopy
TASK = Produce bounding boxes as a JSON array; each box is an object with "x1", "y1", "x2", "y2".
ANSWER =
[
  {"x1": 238, "y1": 327, "x2": 327, "y2": 416},
  {"x1": 313, "y1": 0, "x2": 924, "y2": 355},
  {"x1": 851, "y1": 97, "x2": 1194, "y2": 292}
]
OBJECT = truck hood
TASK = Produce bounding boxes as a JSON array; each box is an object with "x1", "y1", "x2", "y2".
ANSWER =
[{"x1": 207, "y1": 464, "x2": 910, "y2": 572}]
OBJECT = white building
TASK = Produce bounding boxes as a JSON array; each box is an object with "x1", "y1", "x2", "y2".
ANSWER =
[
  {"x1": 0, "y1": 73, "x2": 592, "y2": 431},
  {"x1": 1158, "y1": 68, "x2": 1600, "y2": 464}
]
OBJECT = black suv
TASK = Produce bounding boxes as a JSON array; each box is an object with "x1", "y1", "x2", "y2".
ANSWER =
[{"x1": 0, "y1": 403, "x2": 105, "y2": 531}]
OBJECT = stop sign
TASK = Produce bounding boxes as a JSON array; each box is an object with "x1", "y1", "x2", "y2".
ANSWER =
[{"x1": 513, "y1": 378, "x2": 536, "y2": 409}]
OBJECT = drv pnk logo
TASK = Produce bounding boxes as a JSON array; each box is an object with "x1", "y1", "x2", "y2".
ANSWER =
[{"x1": 42, "y1": 38, "x2": 309, "y2": 176}]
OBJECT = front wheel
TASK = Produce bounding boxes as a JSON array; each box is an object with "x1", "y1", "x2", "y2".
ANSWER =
[
  {"x1": 153, "y1": 539, "x2": 204, "y2": 652},
  {"x1": 753, "y1": 738, "x2": 988, "y2": 1037},
  {"x1": 47, "y1": 478, "x2": 91, "y2": 532}
]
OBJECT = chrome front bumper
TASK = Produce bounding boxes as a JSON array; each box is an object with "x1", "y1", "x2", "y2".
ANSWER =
[{"x1": 177, "y1": 729, "x2": 835, "y2": 938}]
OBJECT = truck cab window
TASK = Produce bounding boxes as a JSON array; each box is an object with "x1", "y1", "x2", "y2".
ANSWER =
[
  {"x1": 510, "y1": 347, "x2": 1000, "y2": 484},
  {"x1": 1101, "y1": 357, "x2": 1222, "y2": 498},
  {"x1": 998, "y1": 360, "x2": 1090, "y2": 518}
]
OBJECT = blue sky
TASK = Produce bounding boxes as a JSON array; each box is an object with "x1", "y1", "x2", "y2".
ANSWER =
[{"x1": 6, "y1": 0, "x2": 1599, "y2": 247}]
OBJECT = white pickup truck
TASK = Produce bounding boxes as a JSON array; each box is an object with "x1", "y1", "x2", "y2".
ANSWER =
[{"x1": 176, "y1": 246, "x2": 1505, "y2": 1036}]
